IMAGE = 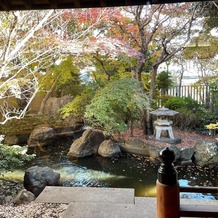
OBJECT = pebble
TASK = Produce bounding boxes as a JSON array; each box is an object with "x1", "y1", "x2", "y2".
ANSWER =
[{"x1": 0, "y1": 202, "x2": 68, "y2": 218}]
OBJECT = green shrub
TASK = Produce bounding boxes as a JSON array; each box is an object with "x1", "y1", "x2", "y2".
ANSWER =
[
  {"x1": 155, "y1": 95, "x2": 174, "y2": 109},
  {"x1": 164, "y1": 96, "x2": 187, "y2": 110},
  {"x1": 0, "y1": 144, "x2": 34, "y2": 175},
  {"x1": 163, "y1": 96, "x2": 207, "y2": 131},
  {"x1": 172, "y1": 108, "x2": 205, "y2": 131},
  {"x1": 164, "y1": 96, "x2": 202, "y2": 111},
  {"x1": 60, "y1": 90, "x2": 93, "y2": 119},
  {"x1": 156, "y1": 71, "x2": 174, "y2": 93},
  {"x1": 84, "y1": 78, "x2": 150, "y2": 135},
  {"x1": 183, "y1": 96, "x2": 201, "y2": 111}
]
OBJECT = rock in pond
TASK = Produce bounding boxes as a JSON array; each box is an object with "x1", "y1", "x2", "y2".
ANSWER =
[
  {"x1": 119, "y1": 138, "x2": 150, "y2": 156},
  {"x1": 194, "y1": 140, "x2": 218, "y2": 168},
  {"x1": 98, "y1": 139, "x2": 121, "y2": 158},
  {"x1": 67, "y1": 128, "x2": 105, "y2": 158},
  {"x1": 28, "y1": 126, "x2": 55, "y2": 150},
  {"x1": 24, "y1": 166, "x2": 60, "y2": 197}
]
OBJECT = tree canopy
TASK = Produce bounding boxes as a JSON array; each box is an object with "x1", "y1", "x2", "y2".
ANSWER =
[
  {"x1": 0, "y1": 3, "x2": 217, "y2": 136},
  {"x1": 0, "y1": 10, "x2": 63, "y2": 124},
  {"x1": 84, "y1": 78, "x2": 150, "y2": 135}
]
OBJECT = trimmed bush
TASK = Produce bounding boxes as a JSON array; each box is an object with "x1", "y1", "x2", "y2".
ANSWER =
[{"x1": 163, "y1": 96, "x2": 206, "y2": 131}]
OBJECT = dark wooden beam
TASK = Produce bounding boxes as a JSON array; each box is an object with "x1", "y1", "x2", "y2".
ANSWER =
[
  {"x1": 180, "y1": 186, "x2": 218, "y2": 193},
  {"x1": 0, "y1": 0, "x2": 10, "y2": 11},
  {"x1": 0, "y1": 0, "x2": 212, "y2": 11},
  {"x1": 99, "y1": 0, "x2": 107, "y2": 7},
  {"x1": 23, "y1": 0, "x2": 33, "y2": 10},
  {"x1": 73, "y1": 0, "x2": 81, "y2": 8},
  {"x1": 125, "y1": 0, "x2": 132, "y2": 5},
  {"x1": 180, "y1": 204, "x2": 218, "y2": 217},
  {"x1": 49, "y1": 0, "x2": 58, "y2": 9}
]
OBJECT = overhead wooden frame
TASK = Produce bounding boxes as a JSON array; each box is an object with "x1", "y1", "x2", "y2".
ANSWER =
[{"x1": 0, "y1": 0, "x2": 208, "y2": 11}]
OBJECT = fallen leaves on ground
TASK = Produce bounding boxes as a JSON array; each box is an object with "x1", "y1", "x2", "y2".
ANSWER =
[{"x1": 118, "y1": 128, "x2": 217, "y2": 148}]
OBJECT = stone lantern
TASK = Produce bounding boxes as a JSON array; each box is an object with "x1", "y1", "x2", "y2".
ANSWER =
[{"x1": 150, "y1": 107, "x2": 179, "y2": 141}]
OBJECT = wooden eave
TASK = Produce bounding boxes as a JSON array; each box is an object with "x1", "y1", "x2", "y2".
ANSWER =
[{"x1": 0, "y1": 0, "x2": 209, "y2": 11}]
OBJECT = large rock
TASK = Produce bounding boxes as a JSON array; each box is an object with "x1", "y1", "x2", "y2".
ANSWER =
[
  {"x1": 180, "y1": 147, "x2": 194, "y2": 161},
  {"x1": 148, "y1": 145, "x2": 161, "y2": 163},
  {"x1": 67, "y1": 128, "x2": 105, "y2": 158},
  {"x1": 98, "y1": 139, "x2": 121, "y2": 158},
  {"x1": 28, "y1": 126, "x2": 55, "y2": 149},
  {"x1": 13, "y1": 189, "x2": 35, "y2": 205},
  {"x1": 42, "y1": 96, "x2": 73, "y2": 115},
  {"x1": 3, "y1": 134, "x2": 30, "y2": 146},
  {"x1": 24, "y1": 166, "x2": 60, "y2": 197},
  {"x1": 119, "y1": 138, "x2": 150, "y2": 156},
  {"x1": 194, "y1": 140, "x2": 218, "y2": 167}
]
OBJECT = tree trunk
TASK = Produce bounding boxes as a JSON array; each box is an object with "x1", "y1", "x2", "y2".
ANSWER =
[
  {"x1": 150, "y1": 64, "x2": 158, "y2": 100},
  {"x1": 38, "y1": 75, "x2": 60, "y2": 115},
  {"x1": 178, "y1": 64, "x2": 185, "y2": 97},
  {"x1": 141, "y1": 109, "x2": 154, "y2": 136},
  {"x1": 135, "y1": 61, "x2": 145, "y2": 81},
  {"x1": 143, "y1": 64, "x2": 159, "y2": 136}
]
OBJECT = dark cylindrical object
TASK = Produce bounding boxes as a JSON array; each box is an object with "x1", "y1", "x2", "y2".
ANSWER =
[{"x1": 156, "y1": 147, "x2": 180, "y2": 218}]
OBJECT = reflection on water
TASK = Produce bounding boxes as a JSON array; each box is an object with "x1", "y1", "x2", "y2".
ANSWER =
[
  {"x1": 26, "y1": 151, "x2": 159, "y2": 197},
  {"x1": 179, "y1": 180, "x2": 216, "y2": 200},
  {"x1": 57, "y1": 165, "x2": 126, "y2": 187},
  {"x1": 70, "y1": 155, "x2": 159, "y2": 197},
  {"x1": 5, "y1": 138, "x2": 218, "y2": 199}
]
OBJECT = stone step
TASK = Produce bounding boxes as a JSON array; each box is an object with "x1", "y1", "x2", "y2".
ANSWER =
[
  {"x1": 35, "y1": 186, "x2": 135, "y2": 204},
  {"x1": 62, "y1": 202, "x2": 155, "y2": 218},
  {"x1": 35, "y1": 186, "x2": 218, "y2": 218}
]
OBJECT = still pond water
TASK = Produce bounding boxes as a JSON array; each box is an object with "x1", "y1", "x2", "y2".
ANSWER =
[{"x1": 5, "y1": 138, "x2": 218, "y2": 200}]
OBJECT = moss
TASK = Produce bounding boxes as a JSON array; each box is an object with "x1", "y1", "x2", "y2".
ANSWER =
[{"x1": 0, "y1": 114, "x2": 65, "y2": 135}]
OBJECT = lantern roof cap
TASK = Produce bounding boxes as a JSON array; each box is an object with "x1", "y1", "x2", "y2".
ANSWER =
[{"x1": 150, "y1": 107, "x2": 179, "y2": 116}]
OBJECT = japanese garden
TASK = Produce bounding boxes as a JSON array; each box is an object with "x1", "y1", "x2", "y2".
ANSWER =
[{"x1": 0, "y1": 1, "x2": 217, "y2": 217}]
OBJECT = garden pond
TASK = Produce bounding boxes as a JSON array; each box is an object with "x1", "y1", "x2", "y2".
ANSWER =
[{"x1": 2, "y1": 138, "x2": 218, "y2": 200}]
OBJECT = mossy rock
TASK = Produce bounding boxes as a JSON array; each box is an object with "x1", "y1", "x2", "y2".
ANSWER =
[{"x1": 0, "y1": 114, "x2": 70, "y2": 135}]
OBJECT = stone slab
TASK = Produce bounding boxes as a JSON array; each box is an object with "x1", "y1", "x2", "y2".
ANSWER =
[
  {"x1": 135, "y1": 197, "x2": 156, "y2": 205},
  {"x1": 62, "y1": 202, "x2": 156, "y2": 218},
  {"x1": 155, "y1": 136, "x2": 181, "y2": 144},
  {"x1": 180, "y1": 199, "x2": 218, "y2": 205},
  {"x1": 35, "y1": 186, "x2": 135, "y2": 204}
]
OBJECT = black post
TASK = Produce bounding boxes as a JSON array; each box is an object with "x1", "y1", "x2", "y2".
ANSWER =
[{"x1": 156, "y1": 147, "x2": 180, "y2": 218}]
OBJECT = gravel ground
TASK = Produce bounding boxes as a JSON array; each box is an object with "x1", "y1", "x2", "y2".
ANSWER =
[{"x1": 0, "y1": 202, "x2": 68, "y2": 218}]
